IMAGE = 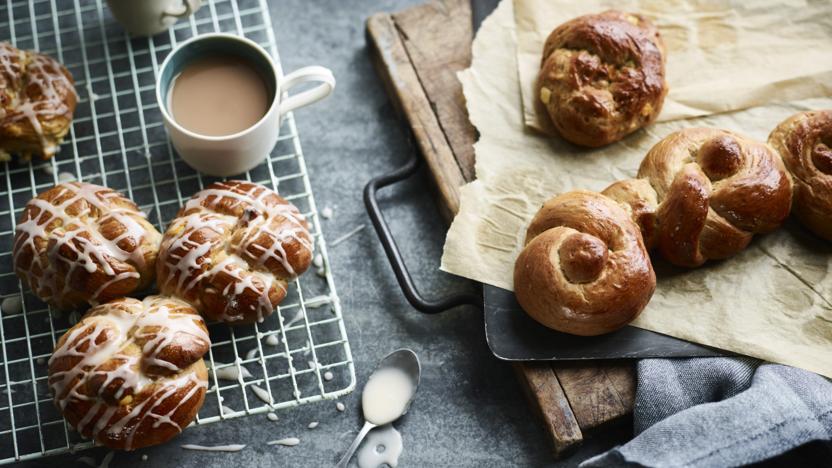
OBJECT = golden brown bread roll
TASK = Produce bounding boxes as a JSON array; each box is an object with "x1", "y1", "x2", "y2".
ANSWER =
[
  {"x1": 768, "y1": 110, "x2": 832, "y2": 240},
  {"x1": 0, "y1": 42, "x2": 77, "y2": 160},
  {"x1": 536, "y1": 10, "x2": 667, "y2": 147},
  {"x1": 514, "y1": 191, "x2": 655, "y2": 336},
  {"x1": 13, "y1": 182, "x2": 161, "y2": 310},
  {"x1": 604, "y1": 128, "x2": 793, "y2": 266},
  {"x1": 48, "y1": 296, "x2": 210, "y2": 451},
  {"x1": 515, "y1": 128, "x2": 792, "y2": 335},
  {"x1": 157, "y1": 180, "x2": 313, "y2": 324}
]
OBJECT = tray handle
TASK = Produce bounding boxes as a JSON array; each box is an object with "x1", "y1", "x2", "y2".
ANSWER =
[{"x1": 363, "y1": 150, "x2": 483, "y2": 314}]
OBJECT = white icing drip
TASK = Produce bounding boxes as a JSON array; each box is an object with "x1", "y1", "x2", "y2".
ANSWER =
[
  {"x1": 250, "y1": 384, "x2": 272, "y2": 405},
  {"x1": 264, "y1": 334, "x2": 279, "y2": 346},
  {"x1": 13, "y1": 182, "x2": 154, "y2": 307},
  {"x1": 320, "y1": 207, "x2": 333, "y2": 219},
  {"x1": 336, "y1": 402, "x2": 345, "y2": 412},
  {"x1": 245, "y1": 348, "x2": 259, "y2": 360},
  {"x1": 267, "y1": 412, "x2": 279, "y2": 421},
  {"x1": 211, "y1": 362, "x2": 253, "y2": 381},
  {"x1": 267, "y1": 437, "x2": 299, "y2": 447},
  {"x1": 357, "y1": 425, "x2": 403, "y2": 468},
  {"x1": 48, "y1": 296, "x2": 209, "y2": 450},
  {"x1": 324, "y1": 371, "x2": 334, "y2": 381},
  {"x1": 307, "y1": 421, "x2": 318, "y2": 429},
  {"x1": 221, "y1": 405, "x2": 235, "y2": 415},
  {"x1": 181, "y1": 444, "x2": 246, "y2": 452},
  {"x1": 1, "y1": 296, "x2": 22, "y2": 315},
  {"x1": 160, "y1": 182, "x2": 312, "y2": 323}
]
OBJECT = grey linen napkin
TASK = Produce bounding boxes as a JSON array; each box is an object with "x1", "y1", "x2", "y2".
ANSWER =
[{"x1": 581, "y1": 358, "x2": 832, "y2": 467}]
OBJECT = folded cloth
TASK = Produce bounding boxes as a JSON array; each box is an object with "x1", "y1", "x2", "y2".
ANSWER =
[{"x1": 582, "y1": 358, "x2": 832, "y2": 467}]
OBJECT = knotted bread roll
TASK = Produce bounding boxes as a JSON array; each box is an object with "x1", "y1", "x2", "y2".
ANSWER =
[
  {"x1": 48, "y1": 296, "x2": 209, "y2": 450},
  {"x1": 604, "y1": 128, "x2": 793, "y2": 267},
  {"x1": 13, "y1": 182, "x2": 161, "y2": 310},
  {"x1": 514, "y1": 191, "x2": 656, "y2": 336},
  {"x1": 536, "y1": 10, "x2": 667, "y2": 147},
  {"x1": 768, "y1": 110, "x2": 832, "y2": 240},
  {"x1": 157, "y1": 180, "x2": 313, "y2": 324},
  {"x1": 515, "y1": 128, "x2": 792, "y2": 335},
  {"x1": 0, "y1": 42, "x2": 77, "y2": 160}
]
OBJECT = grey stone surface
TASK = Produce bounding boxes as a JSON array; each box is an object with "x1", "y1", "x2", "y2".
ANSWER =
[{"x1": 18, "y1": 1, "x2": 629, "y2": 466}]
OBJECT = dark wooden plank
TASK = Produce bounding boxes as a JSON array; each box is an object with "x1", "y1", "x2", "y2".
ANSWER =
[
  {"x1": 553, "y1": 362, "x2": 635, "y2": 431},
  {"x1": 365, "y1": 1, "x2": 637, "y2": 457},
  {"x1": 514, "y1": 363, "x2": 583, "y2": 456}
]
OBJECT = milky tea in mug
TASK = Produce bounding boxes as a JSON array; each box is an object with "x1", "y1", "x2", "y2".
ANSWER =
[
  {"x1": 157, "y1": 34, "x2": 335, "y2": 176},
  {"x1": 168, "y1": 55, "x2": 270, "y2": 137}
]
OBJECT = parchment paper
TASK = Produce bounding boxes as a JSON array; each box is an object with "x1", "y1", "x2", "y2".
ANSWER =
[
  {"x1": 440, "y1": 0, "x2": 832, "y2": 378},
  {"x1": 515, "y1": 0, "x2": 832, "y2": 132}
]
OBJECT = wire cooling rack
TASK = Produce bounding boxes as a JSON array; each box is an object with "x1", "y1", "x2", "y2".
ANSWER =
[{"x1": 0, "y1": 0, "x2": 355, "y2": 463}]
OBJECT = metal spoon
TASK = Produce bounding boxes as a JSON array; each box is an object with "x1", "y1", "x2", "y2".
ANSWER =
[{"x1": 335, "y1": 348, "x2": 421, "y2": 468}]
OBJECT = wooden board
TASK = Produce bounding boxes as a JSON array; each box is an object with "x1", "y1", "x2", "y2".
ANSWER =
[{"x1": 366, "y1": 0, "x2": 635, "y2": 457}]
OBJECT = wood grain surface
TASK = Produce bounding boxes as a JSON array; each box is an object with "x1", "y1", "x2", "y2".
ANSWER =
[{"x1": 366, "y1": 0, "x2": 635, "y2": 456}]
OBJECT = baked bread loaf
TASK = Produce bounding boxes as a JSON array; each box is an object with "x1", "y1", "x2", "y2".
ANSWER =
[
  {"x1": 536, "y1": 10, "x2": 667, "y2": 147},
  {"x1": 514, "y1": 191, "x2": 655, "y2": 335},
  {"x1": 0, "y1": 42, "x2": 77, "y2": 160},
  {"x1": 604, "y1": 128, "x2": 792, "y2": 266},
  {"x1": 157, "y1": 180, "x2": 313, "y2": 324},
  {"x1": 48, "y1": 296, "x2": 210, "y2": 450},
  {"x1": 768, "y1": 110, "x2": 832, "y2": 240},
  {"x1": 13, "y1": 182, "x2": 161, "y2": 310}
]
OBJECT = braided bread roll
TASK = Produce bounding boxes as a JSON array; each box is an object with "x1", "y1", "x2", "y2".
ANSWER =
[
  {"x1": 48, "y1": 296, "x2": 209, "y2": 450},
  {"x1": 604, "y1": 128, "x2": 793, "y2": 267},
  {"x1": 768, "y1": 110, "x2": 832, "y2": 241},
  {"x1": 158, "y1": 180, "x2": 313, "y2": 324},
  {"x1": 514, "y1": 191, "x2": 655, "y2": 336},
  {"x1": 0, "y1": 42, "x2": 77, "y2": 160},
  {"x1": 536, "y1": 10, "x2": 667, "y2": 147},
  {"x1": 13, "y1": 182, "x2": 161, "y2": 310}
]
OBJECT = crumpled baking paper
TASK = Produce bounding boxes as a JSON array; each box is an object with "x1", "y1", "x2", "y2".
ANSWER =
[{"x1": 440, "y1": 0, "x2": 832, "y2": 377}]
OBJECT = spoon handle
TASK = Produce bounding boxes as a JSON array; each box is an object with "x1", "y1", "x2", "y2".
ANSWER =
[{"x1": 335, "y1": 421, "x2": 376, "y2": 468}]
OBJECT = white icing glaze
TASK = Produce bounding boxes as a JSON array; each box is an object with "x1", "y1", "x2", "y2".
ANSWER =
[
  {"x1": 267, "y1": 412, "x2": 278, "y2": 421},
  {"x1": 307, "y1": 421, "x2": 318, "y2": 429},
  {"x1": 251, "y1": 384, "x2": 272, "y2": 405},
  {"x1": 324, "y1": 371, "x2": 334, "y2": 381},
  {"x1": 357, "y1": 424, "x2": 403, "y2": 468},
  {"x1": 159, "y1": 181, "x2": 312, "y2": 323},
  {"x1": 181, "y1": 444, "x2": 246, "y2": 452},
  {"x1": 1, "y1": 296, "x2": 22, "y2": 315},
  {"x1": 336, "y1": 402, "x2": 345, "y2": 412},
  {"x1": 320, "y1": 207, "x2": 333, "y2": 219},
  {"x1": 266, "y1": 437, "x2": 299, "y2": 446},
  {"x1": 361, "y1": 367, "x2": 414, "y2": 426},
  {"x1": 245, "y1": 347, "x2": 259, "y2": 360},
  {"x1": 264, "y1": 334, "x2": 279, "y2": 346},
  {"x1": 13, "y1": 182, "x2": 156, "y2": 308},
  {"x1": 48, "y1": 296, "x2": 209, "y2": 450},
  {"x1": 211, "y1": 362, "x2": 253, "y2": 381}
]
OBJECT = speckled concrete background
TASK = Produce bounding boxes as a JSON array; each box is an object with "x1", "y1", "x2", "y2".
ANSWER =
[{"x1": 17, "y1": 1, "x2": 630, "y2": 466}]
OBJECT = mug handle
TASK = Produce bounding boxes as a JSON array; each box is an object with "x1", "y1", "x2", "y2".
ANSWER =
[
  {"x1": 278, "y1": 66, "x2": 336, "y2": 117},
  {"x1": 163, "y1": 0, "x2": 198, "y2": 19}
]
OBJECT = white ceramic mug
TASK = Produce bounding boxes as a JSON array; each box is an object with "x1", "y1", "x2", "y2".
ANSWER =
[
  {"x1": 156, "y1": 33, "x2": 335, "y2": 176},
  {"x1": 106, "y1": 0, "x2": 202, "y2": 37}
]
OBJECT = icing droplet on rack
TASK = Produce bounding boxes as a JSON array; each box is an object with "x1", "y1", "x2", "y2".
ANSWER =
[
  {"x1": 320, "y1": 207, "x2": 333, "y2": 219},
  {"x1": 181, "y1": 444, "x2": 246, "y2": 452},
  {"x1": 222, "y1": 405, "x2": 235, "y2": 415},
  {"x1": 267, "y1": 437, "x2": 299, "y2": 447},
  {"x1": 251, "y1": 384, "x2": 272, "y2": 405},
  {"x1": 212, "y1": 362, "x2": 253, "y2": 381},
  {"x1": 312, "y1": 254, "x2": 323, "y2": 268},
  {"x1": 264, "y1": 334, "x2": 279, "y2": 346},
  {"x1": 324, "y1": 371, "x2": 334, "y2": 381},
  {"x1": 307, "y1": 421, "x2": 319, "y2": 429},
  {"x1": 1, "y1": 296, "x2": 22, "y2": 315},
  {"x1": 336, "y1": 402, "x2": 345, "y2": 412},
  {"x1": 267, "y1": 412, "x2": 279, "y2": 422},
  {"x1": 141, "y1": 454, "x2": 148, "y2": 461},
  {"x1": 245, "y1": 348, "x2": 259, "y2": 360},
  {"x1": 57, "y1": 172, "x2": 75, "y2": 183}
]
